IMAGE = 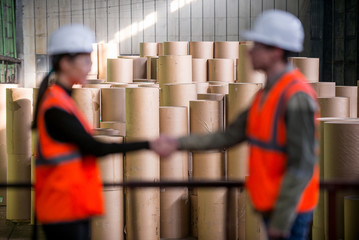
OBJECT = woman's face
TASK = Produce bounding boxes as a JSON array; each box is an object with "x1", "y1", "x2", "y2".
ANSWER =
[{"x1": 61, "y1": 53, "x2": 92, "y2": 85}]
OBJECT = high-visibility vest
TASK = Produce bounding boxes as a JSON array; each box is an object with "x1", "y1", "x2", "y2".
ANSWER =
[
  {"x1": 35, "y1": 84, "x2": 103, "y2": 223},
  {"x1": 246, "y1": 69, "x2": 319, "y2": 212}
]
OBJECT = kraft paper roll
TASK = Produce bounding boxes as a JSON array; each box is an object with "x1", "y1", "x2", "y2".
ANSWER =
[
  {"x1": 195, "y1": 82, "x2": 209, "y2": 94},
  {"x1": 0, "y1": 84, "x2": 18, "y2": 205},
  {"x1": 208, "y1": 82, "x2": 229, "y2": 94},
  {"x1": 140, "y1": 42, "x2": 158, "y2": 57},
  {"x1": 162, "y1": 83, "x2": 197, "y2": 109},
  {"x1": 83, "y1": 82, "x2": 111, "y2": 89},
  {"x1": 101, "y1": 88, "x2": 126, "y2": 122},
  {"x1": 92, "y1": 189, "x2": 124, "y2": 240},
  {"x1": 139, "y1": 84, "x2": 159, "y2": 88},
  {"x1": 158, "y1": 55, "x2": 192, "y2": 87},
  {"x1": 324, "y1": 121, "x2": 359, "y2": 239},
  {"x1": 238, "y1": 189, "x2": 246, "y2": 240},
  {"x1": 72, "y1": 88, "x2": 100, "y2": 128},
  {"x1": 146, "y1": 56, "x2": 158, "y2": 80},
  {"x1": 192, "y1": 152, "x2": 224, "y2": 180},
  {"x1": 107, "y1": 58, "x2": 133, "y2": 83},
  {"x1": 158, "y1": 42, "x2": 164, "y2": 56},
  {"x1": 89, "y1": 43, "x2": 98, "y2": 77},
  {"x1": 120, "y1": 56, "x2": 147, "y2": 79},
  {"x1": 344, "y1": 196, "x2": 359, "y2": 240},
  {"x1": 100, "y1": 121, "x2": 126, "y2": 136},
  {"x1": 189, "y1": 41, "x2": 214, "y2": 59},
  {"x1": 289, "y1": 57, "x2": 319, "y2": 82},
  {"x1": 190, "y1": 100, "x2": 221, "y2": 134},
  {"x1": 98, "y1": 43, "x2": 119, "y2": 81},
  {"x1": 111, "y1": 83, "x2": 138, "y2": 88},
  {"x1": 310, "y1": 82, "x2": 336, "y2": 98},
  {"x1": 163, "y1": 41, "x2": 189, "y2": 55},
  {"x1": 245, "y1": 191, "x2": 267, "y2": 240},
  {"x1": 192, "y1": 59, "x2": 207, "y2": 82},
  {"x1": 214, "y1": 41, "x2": 239, "y2": 60},
  {"x1": 190, "y1": 194, "x2": 198, "y2": 237},
  {"x1": 197, "y1": 93, "x2": 226, "y2": 131},
  {"x1": 208, "y1": 59, "x2": 234, "y2": 83},
  {"x1": 336, "y1": 86, "x2": 357, "y2": 118},
  {"x1": 133, "y1": 79, "x2": 156, "y2": 83},
  {"x1": 318, "y1": 97, "x2": 349, "y2": 118},
  {"x1": 237, "y1": 43, "x2": 266, "y2": 84}
]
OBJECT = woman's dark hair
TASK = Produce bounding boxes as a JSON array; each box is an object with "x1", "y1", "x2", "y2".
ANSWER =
[{"x1": 32, "y1": 53, "x2": 79, "y2": 129}]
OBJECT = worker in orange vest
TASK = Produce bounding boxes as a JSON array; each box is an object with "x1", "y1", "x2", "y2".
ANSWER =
[
  {"x1": 153, "y1": 10, "x2": 319, "y2": 240},
  {"x1": 33, "y1": 24, "x2": 154, "y2": 240}
]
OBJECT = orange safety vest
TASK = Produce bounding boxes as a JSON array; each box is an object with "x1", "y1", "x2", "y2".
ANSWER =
[
  {"x1": 35, "y1": 84, "x2": 103, "y2": 223},
  {"x1": 246, "y1": 69, "x2": 319, "y2": 213}
]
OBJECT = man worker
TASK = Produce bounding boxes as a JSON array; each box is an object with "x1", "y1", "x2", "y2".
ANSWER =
[{"x1": 152, "y1": 10, "x2": 319, "y2": 240}]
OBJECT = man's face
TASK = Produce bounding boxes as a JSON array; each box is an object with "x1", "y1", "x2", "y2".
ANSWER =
[{"x1": 248, "y1": 42, "x2": 279, "y2": 71}]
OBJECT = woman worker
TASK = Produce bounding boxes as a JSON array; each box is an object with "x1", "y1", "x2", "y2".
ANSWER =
[{"x1": 32, "y1": 24, "x2": 152, "y2": 240}]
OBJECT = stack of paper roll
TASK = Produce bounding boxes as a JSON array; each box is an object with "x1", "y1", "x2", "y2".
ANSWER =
[
  {"x1": 0, "y1": 84, "x2": 18, "y2": 205},
  {"x1": 189, "y1": 41, "x2": 214, "y2": 59},
  {"x1": 318, "y1": 97, "x2": 349, "y2": 117},
  {"x1": 158, "y1": 43, "x2": 164, "y2": 56},
  {"x1": 190, "y1": 100, "x2": 226, "y2": 240},
  {"x1": 214, "y1": 41, "x2": 239, "y2": 80},
  {"x1": 310, "y1": 82, "x2": 336, "y2": 97},
  {"x1": 324, "y1": 121, "x2": 359, "y2": 240},
  {"x1": 237, "y1": 42, "x2": 266, "y2": 84},
  {"x1": 100, "y1": 121, "x2": 126, "y2": 136},
  {"x1": 159, "y1": 107, "x2": 189, "y2": 238},
  {"x1": 101, "y1": 88, "x2": 126, "y2": 123},
  {"x1": 6, "y1": 88, "x2": 33, "y2": 220},
  {"x1": 125, "y1": 87, "x2": 160, "y2": 240},
  {"x1": 107, "y1": 58, "x2": 133, "y2": 83},
  {"x1": 163, "y1": 41, "x2": 188, "y2": 55},
  {"x1": 146, "y1": 56, "x2": 158, "y2": 80},
  {"x1": 208, "y1": 82, "x2": 229, "y2": 94},
  {"x1": 195, "y1": 82, "x2": 209, "y2": 94},
  {"x1": 72, "y1": 88, "x2": 101, "y2": 128},
  {"x1": 227, "y1": 83, "x2": 262, "y2": 239},
  {"x1": 197, "y1": 93, "x2": 226, "y2": 131},
  {"x1": 119, "y1": 56, "x2": 147, "y2": 79},
  {"x1": 88, "y1": 43, "x2": 99, "y2": 79},
  {"x1": 158, "y1": 55, "x2": 192, "y2": 87},
  {"x1": 289, "y1": 57, "x2": 319, "y2": 82},
  {"x1": 192, "y1": 59, "x2": 207, "y2": 82},
  {"x1": 98, "y1": 43, "x2": 119, "y2": 81},
  {"x1": 140, "y1": 42, "x2": 158, "y2": 57},
  {"x1": 344, "y1": 196, "x2": 359, "y2": 240},
  {"x1": 92, "y1": 133, "x2": 124, "y2": 240},
  {"x1": 335, "y1": 86, "x2": 357, "y2": 118},
  {"x1": 162, "y1": 83, "x2": 197, "y2": 109},
  {"x1": 208, "y1": 59, "x2": 234, "y2": 83}
]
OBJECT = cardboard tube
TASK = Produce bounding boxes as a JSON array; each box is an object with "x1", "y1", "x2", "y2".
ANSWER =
[
  {"x1": 158, "y1": 55, "x2": 192, "y2": 87},
  {"x1": 197, "y1": 93, "x2": 226, "y2": 131},
  {"x1": 245, "y1": 190, "x2": 267, "y2": 240},
  {"x1": 214, "y1": 41, "x2": 239, "y2": 60},
  {"x1": 146, "y1": 56, "x2": 158, "y2": 80},
  {"x1": 190, "y1": 100, "x2": 220, "y2": 134},
  {"x1": 192, "y1": 151, "x2": 224, "y2": 180},
  {"x1": 238, "y1": 189, "x2": 246, "y2": 240},
  {"x1": 238, "y1": 42, "x2": 266, "y2": 84},
  {"x1": 158, "y1": 43, "x2": 164, "y2": 56},
  {"x1": 324, "y1": 121, "x2": 359, "y2": 239},
  {"x1": 140, "y1": 42, "x2": 158, "y2": 57},
  {"x1": 163, "y1": 41, "x2": 189, "y2": 55},
  {"x1": 192, "y1": 59, "x2": 207, "y2": 83},
  {"x1": 289, "y1": 57, "x2": 320, "y2": 82},
  {"x1": 190, "y1": 194, "x2": 198, "y2": 237},
  {"x1": 336, "y1": 86, "x2": 357, "y2": 118},
  {"x1": 0, "y1": 84, "x2": 18, "y2": 205},
  {"x1": 101, "y1": 88, "x2": 126, "y2": 122},
  {"x1": 208, "y1": 82, "x2": 229, "y2": 94},
  {"x1": 107, "y1": 58, "x2": 133, "y2": 83},
  {"x1": 310, "y1": 82, "x2": 336, "y2": 97},
  {"x1": 100, "y1": 121, "x2": 126, "y2": 136},
  {"x1": 208, "y1": 59, "x2": 234, "y2": 83},
  {"x1": 195, "y1": 82, "x2": 209, "y2": 94},
  {"x1": 119, "y1": 56, "x2": 147, "y2": 79},
  {"x1": 162, "y1": 83, "x2": 197, "y2": 109},
  {"x1": 189, "y1": 41, "x2": 214, "y2": 59},
  {"x1": 344, "y1": 196, "x2": 359, "y2": 240},
  {"x1": 72, "y1": 88, "x2": 100, "y2": 128},
  {"x1": 318, "y1": 97, "x2": 350, "y2": 118},
  {"x1": 98, "y1": 43, "x2": 119, "y2": 80}
]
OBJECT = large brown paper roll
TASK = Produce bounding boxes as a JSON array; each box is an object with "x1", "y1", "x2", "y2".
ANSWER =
[
  {"x1": 89, "y1": 43, "x2": 98, "y2": 78},
  {"x1": 101, "y1": 88, "x2": 126, "y2": 122},
  {"x1": 335, "y1": 86, "x2": 357, "y2": 118},
  {"x1": 192, "y1": 59, "x2": 207, "y2": 82},
  {"x1": 237, "y1": 43, "x2": 266, "y2": 84},
  {"x1": 310, "y1": 82, "x2": 336, "y2": 98},
  {"x1": 72, "y1": 88, "x2": 100, "y2": 128},
  {"x1": 158, "y1": 55, "x2": 192, "y2": 87},
  {"x1": 0, "y1": 84, "x2": 18, "y2": 205},
  {"x1": 162, "y1": 83, "x2": 197, "y2": 108},
  {"x1": 190, "y1": 100, "x2": 220, "y2": 134},
  {"x1": 208, "y1": 82, "x2": 229, "y2": 94},
  {"x1": 197, "y1": 93, "x2": 226, "y2": 130},
  {"x1": 119, "y1": 56, "x2": 147, "y2": 79},
  {"x1": 289, "y1": 57, "x2": 319, "y2": 82},
  {"x1": 98, "y1": 43, "x2": 119, "y2": 80},
  {"x1": 111, "y1": 83, "x2": 138, "y2": 88},
  {"x1": 189, "y1": 41, "x2": 214, "y2": 59},
  {"x1": 344, "y1": 196, "x2": 359, "y2": 240},
  {"x1": 192, "y1": 152, "x2": 224, "y2": 180},
  {"x1": 324, "y1": 121, "x2": 359, "y2": 239},
  {"x1": 245, "y1": 191, "x2": 267, "y2": 240},
  {"x1": 214, "y1": 41, "x2": 239, "y2": 60},
  {"x1": 159, "y1": 107, "x2": 189, "y2": 238},
  {"x1": 318, "y1": 97, "x2": 349, "y2": 118},
  {"x1": 158, "y1": 42, "x2": 164, "y2": 56},
  {"x1": 100, "y1": 121, "x2": 126, "y2": 136},
  {"x1": 83, "y1": 83, "x2": 111, "y2": 89},
  {"x1": 163, "y1": 41, "x2": 189, "y2": 55},
  {"x1": 140, "y1": 42, "x2": 158, "y2": 57},
  {"x1": 146, "y1": 56, "x2": 158, "y2": 80},
  {"x1": 139, "y1": 83, "x2": 159, "y2": 88},
  {"x1": 107, "y1": 58, "x2": 133, "y2": 83},
  {"x1": 208, "y1": 59, "x2": 234, "y2": 83},
  {"x1": 195, "y1": 82, "x2": 209, "y2": 94},
  {"x1": 190, "y1": 194, "x2": 198, "y2": 237},
  {"x1": 133, "y1": 79, "x2": 156, "y2": 83}
]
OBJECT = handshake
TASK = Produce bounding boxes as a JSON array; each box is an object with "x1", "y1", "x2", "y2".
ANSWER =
[{"x1": 150, "y1": 135, "x2": 180, "y2": 158}]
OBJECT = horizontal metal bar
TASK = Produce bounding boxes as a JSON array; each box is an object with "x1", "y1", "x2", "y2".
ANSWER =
[{"x1": 0, "y1": 55, "x2": 21, "y2": 64}]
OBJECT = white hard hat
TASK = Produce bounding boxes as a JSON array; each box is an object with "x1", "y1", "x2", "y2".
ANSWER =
[
  {"x1": 242, "y1": 10, "x2": 304, "y2": 52},
  {"x1": 48, "y1": 24, "x2": 95, "y2": 55}
]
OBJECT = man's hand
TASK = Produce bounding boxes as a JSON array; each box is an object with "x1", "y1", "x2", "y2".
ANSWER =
[
  {"x1": 267, "y1": 226, "x2": 289, "y2": 240},
  {"x1": 150, "y1": 135, "x2": 179, "y2": 158}
]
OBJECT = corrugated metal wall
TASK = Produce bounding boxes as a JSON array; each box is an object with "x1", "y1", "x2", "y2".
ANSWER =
[{"x1": 21, "y1": 0, "x2": 311, "y2": 87}]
